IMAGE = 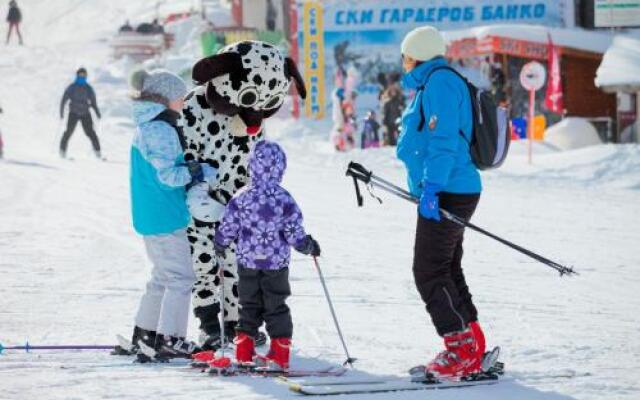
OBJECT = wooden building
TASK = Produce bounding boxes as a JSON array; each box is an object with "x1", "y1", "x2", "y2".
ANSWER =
[{"x1": 444, "y1": 25, "x2": 616, "y2": 140}]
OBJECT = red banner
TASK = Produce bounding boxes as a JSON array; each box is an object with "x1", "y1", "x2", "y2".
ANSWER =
[{"x1": 545, "y1": 34, "x2": 564, "y2": 114}]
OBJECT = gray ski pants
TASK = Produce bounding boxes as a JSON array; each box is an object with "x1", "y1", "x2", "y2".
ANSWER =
[{"x1": 134, "y1": 229, "x2": 196, "y2": 337}]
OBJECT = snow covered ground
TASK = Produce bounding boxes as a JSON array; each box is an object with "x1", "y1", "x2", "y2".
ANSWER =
[{"x1": 1, "y1": 2, "x2": 640, "y2": 400}]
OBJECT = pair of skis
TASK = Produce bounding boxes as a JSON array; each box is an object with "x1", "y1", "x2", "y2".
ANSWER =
[
  {"x1": 120, "y1": 335, "x2": 347, "y2": 379},
  {"x1": 283, "y1": 347, "x2": 504, "y2": 396},
  {"x1": 188, "y1": 349, "x2": 348, "y2": 378},
  {"x1": 285, "y1": 374, "x2": 501, "y2": 396}
]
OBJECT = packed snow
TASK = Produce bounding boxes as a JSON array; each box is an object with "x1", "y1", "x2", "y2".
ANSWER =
[
  {"x1": 544, "y1": 118, "x2": 602, "y2": 151},
  {"x1": 1, "y1": 2, "x2": 640, "y2": 400}
]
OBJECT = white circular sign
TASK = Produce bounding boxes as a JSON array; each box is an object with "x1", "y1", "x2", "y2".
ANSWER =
[{"x1": 520, "y1": 61, "x2": 546, "y2": 91}]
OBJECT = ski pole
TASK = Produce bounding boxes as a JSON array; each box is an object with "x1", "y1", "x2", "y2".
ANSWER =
[
  {"x1": 312, "y1": 256, "x2": 357, "y2": 368},
  {"x1": 218, "y1": 264, "x2": 228, "y2": 356},
  {"x1": 0, "y1": 342, "x2": 114, "y2": 354},
  {"x1": 345, "y1": 162, "x2": 577, "y2": 277}
]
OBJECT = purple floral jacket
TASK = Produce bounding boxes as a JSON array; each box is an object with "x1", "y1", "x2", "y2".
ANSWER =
[{"x1": 214, "y1": 141, "x2": 307, "y2": 270}]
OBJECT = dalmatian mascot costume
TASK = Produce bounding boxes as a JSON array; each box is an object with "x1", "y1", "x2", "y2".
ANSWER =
[{"x1": 181, "y1": 41, "x2": 306, "y2": 349}]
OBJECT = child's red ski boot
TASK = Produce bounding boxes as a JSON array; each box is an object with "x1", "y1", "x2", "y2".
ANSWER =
[
  {"x1": 256, "y1": 337, "x2": 290, "y2": 370},
  {"x1": 424, "y1": 328, "x2": 482, "y2": 380},
  {"x1": 234, "y1": 332, "x2": 256, "y2": 366}
]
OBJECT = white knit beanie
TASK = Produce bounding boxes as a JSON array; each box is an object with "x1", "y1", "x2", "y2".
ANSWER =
[{"x1": 401, "y1": 26, "x2": 446, "y2": 61}]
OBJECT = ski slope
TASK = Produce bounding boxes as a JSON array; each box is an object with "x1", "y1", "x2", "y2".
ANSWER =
[{"x1": 1, "y1": 2, "x2": 640, "y2": 399}]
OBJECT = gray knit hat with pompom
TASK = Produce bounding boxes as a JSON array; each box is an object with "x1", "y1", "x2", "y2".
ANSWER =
[{"x1": 130, "y1": 69, "x2": 187, "y2": 104}]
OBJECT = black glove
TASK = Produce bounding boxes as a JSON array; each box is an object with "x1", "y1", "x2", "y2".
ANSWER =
[
  {"x1": 296, "y1": 235, "x2": 321, "y2": 257},
  {"x1": 185, "y1": 161, "x2": 205, "y2": 191},
  {"x1": 186, "y1": 161, "x2": 204, "y2": 182}
]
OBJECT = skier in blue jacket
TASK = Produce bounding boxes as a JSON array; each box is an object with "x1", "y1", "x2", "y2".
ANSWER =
[
  {"x1": 396, "y1": 26, "x2": 486, "y2": 379},
  {"x1": 120, "y1": 69, "x2": 217, "y2": 362}
]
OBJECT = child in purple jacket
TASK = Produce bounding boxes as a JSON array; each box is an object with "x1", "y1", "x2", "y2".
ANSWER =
[{"x1": 214, "y1": 140, "x2": 320, "y2": 370}]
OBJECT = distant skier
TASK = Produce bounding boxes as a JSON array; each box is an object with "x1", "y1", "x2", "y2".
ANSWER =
[
  {"x1": 397, "y1": 26, "x2": 486, "y2": 379},
  {"x1": 360, "y1": 110, "x2": 380, "y2": 149},
  {"x1": 122, "y1": 69, "x2": 218, "y2": 361},
  {"x1": 380, "y1": 71, "x2": 404, "y2": 145},
  {"x1": 266, "y1": 0, "x2": 277, "y2": 31},
  {"x1": 5, "y1": 0, "x2": 22, "y2": 45},
  {"x1": 214, "y1": 140, "x2": 321, "y2": 370},
  {"x1": 59, "y1": 68, "x2": 102, "y2": 159}
]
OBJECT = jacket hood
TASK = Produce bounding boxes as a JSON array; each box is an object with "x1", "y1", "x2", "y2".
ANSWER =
[
  {"x1": 132, "y1": 100, "x2": 167, "y2": 125},
  {"x1": 401, "y1": 56, "x2": 448, "y2": 90},
  {"x1": 249, "y1": 141, "x2": 287, "y2": 187}
]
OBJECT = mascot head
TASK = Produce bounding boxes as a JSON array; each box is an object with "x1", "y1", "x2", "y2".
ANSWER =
[{"x1": 192, "y1": 40, "x2": 306, "y2": 136}]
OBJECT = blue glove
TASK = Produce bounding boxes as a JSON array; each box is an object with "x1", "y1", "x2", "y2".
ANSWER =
[{"x1": 419, "y1": 183, "x2": 443, "y2": 221}]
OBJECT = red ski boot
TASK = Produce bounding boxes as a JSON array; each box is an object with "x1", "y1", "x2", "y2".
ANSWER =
[
  {"x1": 425, "y1": 328, "x2": 482, "y2": 379},
  {"x1": 469, "y1": 321, "x2": 486, "y2": 355},
  {"x1": 256, "y1": 337, "x2": 290, "y2": 370},
  {"x1": 234, "y1": 333, "x2": 255, "y2": 366},
  {"x1": 469, "y1": 321, "x2": 486, "y2": 370}
]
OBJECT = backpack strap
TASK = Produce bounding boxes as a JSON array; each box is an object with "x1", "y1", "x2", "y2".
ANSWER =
[
  {"x1": 151, "y1": 109, "x2": 187, "y2": 151},
  {"x1": 416, "y1": 84, "x2": 426, "y2": 131},
  {"x1": 416, "y1": 65, "x2": 472, "y2": 145},
  {"x1": 416, "y1": 65, "x2": 457, "y2": 132}
]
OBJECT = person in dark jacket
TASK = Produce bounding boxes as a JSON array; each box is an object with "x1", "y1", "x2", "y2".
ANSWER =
[
  {"x1": 59, "y1": 68, "x2": 102, "y2": 159},
  {"x1": 5, "y1": 0, "x2": 22, "y2": 45},
  {"x1": 397, "y1": 26, "x2": 485, "y2": 380},
  {"x1": 381, "y1": 71, "x2": 404, "y2": 145}
]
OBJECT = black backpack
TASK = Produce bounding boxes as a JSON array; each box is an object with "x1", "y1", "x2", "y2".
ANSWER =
[{"x1": 418, "y1": 66, "x2": 510, "y2": 170}]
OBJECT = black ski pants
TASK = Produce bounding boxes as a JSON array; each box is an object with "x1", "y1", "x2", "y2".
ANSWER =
[
  {"x1": 236, "y1": 266, "x2": 292, "y2": 339},
  {"x1": 60, "y1": 113, "x2": 101, "y2": 153},
  {"x1": 413, "y1": 192, "x2": 480, "y2": 337}
]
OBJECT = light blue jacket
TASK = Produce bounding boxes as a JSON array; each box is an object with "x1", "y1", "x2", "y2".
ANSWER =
[
  {"x1": 396, "y1": 57, "x2": 482, "y2": 196},
  {"x1": 130, "y1": 101, "x2": 191, "y2": 235}
]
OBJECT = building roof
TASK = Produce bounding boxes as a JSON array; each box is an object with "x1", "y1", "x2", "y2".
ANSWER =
[
  {"x1": 443, "y1": 24, "x2": 614, "y2": 54},
  {"x1": 595, "y1": 35, "x2": 640, "y2": 92}
]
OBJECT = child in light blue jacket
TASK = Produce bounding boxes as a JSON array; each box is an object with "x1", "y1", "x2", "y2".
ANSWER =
[{"x1": 119, "y1": 69, "x2": 217, "y2": 362}]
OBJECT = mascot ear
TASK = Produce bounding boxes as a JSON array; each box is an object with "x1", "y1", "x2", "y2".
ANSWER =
[
  {"x1": 284, "y1": 57, "x2": 307, "y2": 100},
  {"x1": 192, "y1": 53, "x2": 244, "y2": 85}
]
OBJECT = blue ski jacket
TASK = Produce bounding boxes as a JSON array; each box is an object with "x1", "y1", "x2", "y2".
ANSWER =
[
  {"x1": 130, "y1": 101, "x2": 191, "y2": 235},
  {"x1": 396, "y1": 57, "x2": 481, "y2": 196}
]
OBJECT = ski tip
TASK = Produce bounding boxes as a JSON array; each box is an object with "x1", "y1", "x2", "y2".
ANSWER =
[
  {"x1": 0, "y1": 342, "x2": 4, "y2": 354},
  {"x1": 288, "y1": 383, "x2": 303, "y2": 393}
]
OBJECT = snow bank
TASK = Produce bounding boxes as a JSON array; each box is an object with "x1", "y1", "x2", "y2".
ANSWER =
[
  {"x1": 444, "y1": 24, "x2": 613, "y2": 54},
  {"x1": 544, "y1": 118, "x2": 602, "y2": 151},
  {"x1": 595, "y1": 35, "x2": 640, "y2": 91},
  {"x1": 494, "y1": 143, "x2": 640, "y2": 191}
]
